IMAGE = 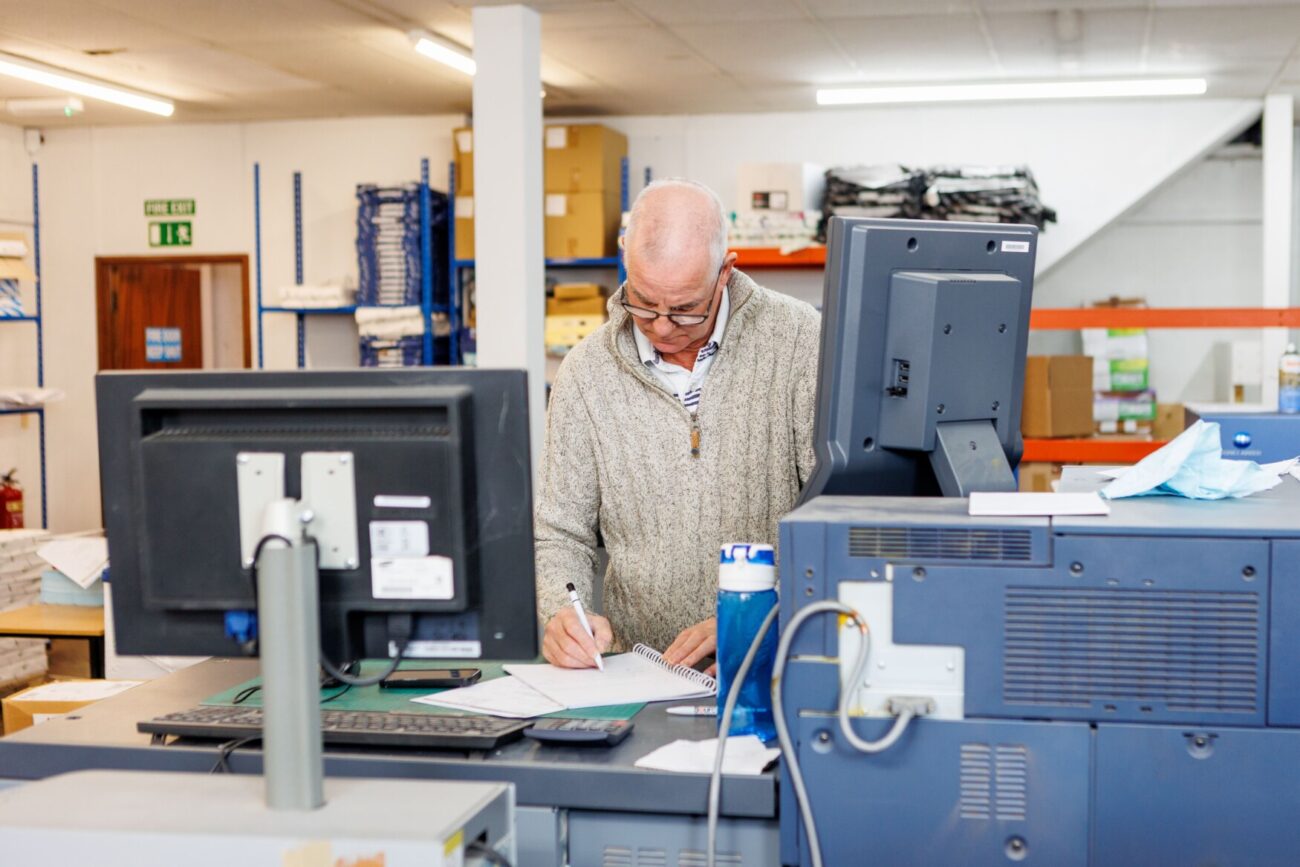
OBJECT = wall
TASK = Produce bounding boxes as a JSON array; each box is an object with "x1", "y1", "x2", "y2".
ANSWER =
[{"x1": 2, "y1": 96, "x2": 1286, "y2": 531}]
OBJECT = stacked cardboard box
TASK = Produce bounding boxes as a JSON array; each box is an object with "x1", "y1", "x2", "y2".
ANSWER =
[
  {"x1": 0, "y1": 530, "x2": 50, "y2": 687},
  {"x1": 545, "y1": 283, "x2": 607, "y2": 354},
  {"x1": 1083, "y1": 297, "x2": 1156, "y2": 434},
  {"x1": 1021, "y1": 356, "x2": 1094, "y2": 438},
  {"x1": 453, "y1": 124, "x2": 628, "y2": 261}
]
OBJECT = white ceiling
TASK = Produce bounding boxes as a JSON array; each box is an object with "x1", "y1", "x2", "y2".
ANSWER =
[{"x1": 0, "y1": 0, "x2": 1296, "y2": 125}]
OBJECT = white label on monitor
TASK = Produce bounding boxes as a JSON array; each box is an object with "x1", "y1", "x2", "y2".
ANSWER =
[
  {"x1": 371, "y1": 556, "x2": 453, "y2": 600},
  {"x1": 1001, "y1": 240, "x2": 1031, "y2": 253},
  {"x1": 373, "y1": 495, "x2": 432, "y2": 510},
  {"x1": 545, "y1": 194, "x2": 568, "y2": 217},
  {"x1": 369, "y1": 521, "x2": 429, "y2": 557},
  {"x1": 545, "y1": 126, "x2": 568, "y2": 149},
  {"x1": 393, "y1": 640, "x2": 482, "y2": 659}
]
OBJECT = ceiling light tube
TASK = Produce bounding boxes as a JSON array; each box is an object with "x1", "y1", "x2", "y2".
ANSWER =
[
  {"x1": 0, "y1": 52, "x2": 174, "y2": 117},
  {"x1": 409, "y1": 30, "x2": 476, "y2": 77},
  {"x1": 816, "y1": 78, "x2": 1207, "y2": 106}
]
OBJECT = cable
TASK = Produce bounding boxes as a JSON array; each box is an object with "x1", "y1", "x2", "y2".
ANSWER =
[
  {"x1": 319, "y1": 613, "x2": 415, "y2": 688},
  {"x1": 465, "y1": 839, "x2": 513, "y2": 867},
  {"x1": 232, "y1": 684, "x2": 262, "y2": 705},
  {"x1": 707, "y1": 602, "x2": 780, "y2": 867},
  {"x1": 209, "y1": 734, "x2": 261, "y2": 775},
  {"x1": 771, "y1": 600, "x2": 928, "y2": 867}
]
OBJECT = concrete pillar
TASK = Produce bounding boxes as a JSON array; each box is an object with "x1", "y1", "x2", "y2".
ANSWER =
[
  {"x1": 471, "y1": 5, "x2": 546, "y2": 473},
  {"x1": 1262, "y1": 94, "x2": 1294, "y2": 408}
]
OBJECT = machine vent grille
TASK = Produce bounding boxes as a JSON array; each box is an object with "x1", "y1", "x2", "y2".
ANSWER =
[
  {"x1": 960, "y1": 743, "x2": 1028, "y2": 821},
  {"x1": 849, "y1": 526, "x2": 1033, "y2": 561},
  {"x1": 601, "y1": 848, "x2": 674, "y2": 867},
  {"x1": 1003, "y1": 586, "x2": 1260, "y2": 712},
  {"x1": 679, "y1": 852, "x2": 742, "y2": 866},
  {"x1": 151, "y1": 424, "x2": 450, "y2": 440}
]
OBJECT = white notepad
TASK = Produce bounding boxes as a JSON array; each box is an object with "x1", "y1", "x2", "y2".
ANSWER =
[{"x1": 504, "y1": 644, "x2": 717, "y2": 710}]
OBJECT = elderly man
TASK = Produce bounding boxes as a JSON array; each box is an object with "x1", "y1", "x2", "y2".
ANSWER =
[{"x1": 535, "y1": 178, "x2": 821, "y2": 670}]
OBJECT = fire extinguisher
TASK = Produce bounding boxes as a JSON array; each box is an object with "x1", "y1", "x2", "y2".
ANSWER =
[{"x1": 0, "y1": 469, "x2": 22, "y2": 530}]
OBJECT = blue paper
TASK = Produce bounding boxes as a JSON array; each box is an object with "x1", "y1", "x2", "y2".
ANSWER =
[{"x1": 1102, "y1": 420, "x2": 1285, "y2": 500}]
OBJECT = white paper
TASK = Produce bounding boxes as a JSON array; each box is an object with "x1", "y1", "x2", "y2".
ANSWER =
[
  {"x1": 545, "y1": 126, "x2": 568, "y2": 149},
  {"x1": 371, "y1": 556, "x2": 453, "y2": 600},
  {"x1": 18, "y1": 679, "x2": 142, "y2": 702},
  {"x1": 634, "y1": 736, "x2": 779, "y2": 776},
  {"x1": 455, "y1": 129, "x2": 473, "y2": 154},
  {"x1": 412, "y1": 676, "x2": 564, "y2": 719},
  {"x1": 545, "y1": 194, "x2": 568, "y2": 217},
  {"x1": 968, "y1": 492, "x2": 1110, "y2": 517},
  {"x1": 505, "y1": 652, "x2": 715, "y2": 710},
  {"x1": 1261, "y1": 457, "x2": 1298, "y2": 475},
  {"x1": 36, "y1": 538, "x2": 108, "y2": 589},
  {"x1": 369, "y1": 521, "x2": 429, "y2": 558}
]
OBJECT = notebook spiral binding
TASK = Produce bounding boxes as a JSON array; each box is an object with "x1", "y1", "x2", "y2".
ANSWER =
[{"x1": 632, "y1": 643, "x2": 718, "y2": 694}]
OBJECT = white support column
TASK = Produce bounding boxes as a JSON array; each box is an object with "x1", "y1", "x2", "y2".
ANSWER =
[
  {"x1": 472, "y1": 5, "x2": 546, "y2": 473},
  {"x1": 1262, "y1": 94, "x2": 1294, "y2": 408}
]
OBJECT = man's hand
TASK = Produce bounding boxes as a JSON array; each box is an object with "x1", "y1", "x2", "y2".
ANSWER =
[
  {"x1": 663, "y1": 617, "x2": 717, "y2": 672},
  {"x1": 543, "y1": 607, "x2": 613, "y2": 669}
]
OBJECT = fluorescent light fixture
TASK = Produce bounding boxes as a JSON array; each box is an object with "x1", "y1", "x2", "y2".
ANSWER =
[
  {"x1": 816, "y1": 78, "x2": 1208, "y2": 106},
  {"x1": 6, "y1": 96, "x2": 84, "y2": 118},
  {"x1": 409, "y1": 30, "x2": 476, "y2": 77},
  {"x1": 0, "y1": 52, "x2": 173, "y2": 117}
]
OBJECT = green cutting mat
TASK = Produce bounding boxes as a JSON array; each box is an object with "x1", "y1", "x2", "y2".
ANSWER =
[{"x1": 202, "y1": 659, "x2": 644, "y2": 721}]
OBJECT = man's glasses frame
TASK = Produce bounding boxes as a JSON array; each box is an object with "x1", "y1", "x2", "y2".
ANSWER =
[{"x1": 620, "y1": 262, "x2": 727, "y2": 327}]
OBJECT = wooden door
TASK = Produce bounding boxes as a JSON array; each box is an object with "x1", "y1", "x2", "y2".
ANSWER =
[{"x1": 97, "y1": 262, "x2": 203, "y2": 370}]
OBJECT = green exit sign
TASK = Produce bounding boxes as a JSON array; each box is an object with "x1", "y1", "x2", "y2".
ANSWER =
[
  {"x1": 144, "y1": 199, "x2": 195, "y2": 216},
  {"x1": 149, "y1": 221, "x2": 192, "y2": 247}
]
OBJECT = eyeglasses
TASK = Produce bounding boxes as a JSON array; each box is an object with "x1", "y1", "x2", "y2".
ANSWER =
[{"x1": 621, "y1": 264, "x2": 726, "y2": 327}]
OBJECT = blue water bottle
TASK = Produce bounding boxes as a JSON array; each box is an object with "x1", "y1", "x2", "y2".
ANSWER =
[{"x1": 716, "y1": 543, "x2": 779, "y2": 742}]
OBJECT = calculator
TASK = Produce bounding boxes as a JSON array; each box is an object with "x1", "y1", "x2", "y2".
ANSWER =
[{"x1": 524, "y1": 718, "x2": 634, "y2": 746}]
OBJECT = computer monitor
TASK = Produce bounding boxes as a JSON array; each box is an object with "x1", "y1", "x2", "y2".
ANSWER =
[
  {"x1": 96, "y1": 368, "x2": 537, "y2": 662},
  {"x1": 800, "y1": 217, "x2": 1038, "y2": 501}
]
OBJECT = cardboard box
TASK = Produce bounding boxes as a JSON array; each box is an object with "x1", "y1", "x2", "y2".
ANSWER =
[
  {"x1": 452, "y1": 127, "x2": 473, "y2": 195},
  {"x1": 2, "y1": 678, "x2": 141, "y2": 734},
  {"x1": 0, "y1": 231, "x2": 35, "y2": 281},
  {"x1": 553, "y1": 282, "x2": 602, "y2": 301},
  {"x1": 454, "y1": 195, "x2": 474, "y2": 261},
  {"x1": 1018, "y1": 462, "x2": 1058, "y2": 493},
  {"x1": 1153, "y1": 403, "x2": 1186, "y2": 441},
  {"x1": 1021, "y1": 355, "x2": 1094, "y2": 438},
  {"x1": 736, "y1": 162, "x2": 825, "y2": 213},
  {"x1": 545, "y1": 190, "x2": 621, "y2": 259},
  {"x1": 547, "y1": 296, "x2": 607, "y2": 317},
  {"x1": 1094, "y1": 390, "x2": 1157, "y2": 434},
  {"x1": 1082, "y1": 297, "x2": 1149, "y2": 392},
  {"x1": 545, "y1": 314, "x2": 604, "y2": 350},
  {"x1": 544, "y1": 124, "x2": 627, "y2": 194}
]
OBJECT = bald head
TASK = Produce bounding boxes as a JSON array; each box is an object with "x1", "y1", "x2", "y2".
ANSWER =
[{"x1": 624, "y1": 179, "x2": 729, "y2": 283}]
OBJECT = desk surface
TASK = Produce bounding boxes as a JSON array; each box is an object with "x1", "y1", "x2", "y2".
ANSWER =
[
  {"x1": 0, "y1": 658, "x2": 776, "y2": 819},
  {"x1": 0, "y1": 604, "x2": 104, "y2": 637}
]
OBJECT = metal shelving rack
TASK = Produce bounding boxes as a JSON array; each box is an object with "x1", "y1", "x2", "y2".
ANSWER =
[
  {"x1": 0, "y1": 163, "x2": 46, "y2": 528},
  {"x1": 447, "y1": 156, "x2": 631, "y2": 364},
  {"x1": 254, "y1": 159, "x2": 449, "y2": 368}
]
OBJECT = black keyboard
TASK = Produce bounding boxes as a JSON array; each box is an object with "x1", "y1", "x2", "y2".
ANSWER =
[{"x1": 139, "y1": 705, "x2": 529, "y2": 751}]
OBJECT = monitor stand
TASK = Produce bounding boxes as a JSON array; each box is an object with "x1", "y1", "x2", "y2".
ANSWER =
[{"x1": 928, "y1": 420, "x2": 1018, "y2": 497}]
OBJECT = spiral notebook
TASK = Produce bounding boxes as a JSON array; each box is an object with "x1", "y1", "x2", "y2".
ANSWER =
[{"x1": 504, "y1": 644, "x2": 717, "y2": 710}]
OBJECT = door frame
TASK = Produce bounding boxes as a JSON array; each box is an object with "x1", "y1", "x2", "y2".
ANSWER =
[{"x1": 95, "y1": 254, "x2": 252, "y2": 370}]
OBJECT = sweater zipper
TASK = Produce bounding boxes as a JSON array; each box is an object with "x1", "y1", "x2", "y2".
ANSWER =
[{"x1": 690, "y1": 417, "x2": 701, "y2": 459}]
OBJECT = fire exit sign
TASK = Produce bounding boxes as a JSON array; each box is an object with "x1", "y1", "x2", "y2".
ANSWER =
[
  {"x1": 144, "y1": 199, "x2": 195, "y2": 216},
  {"x1": 149, "y1": 221, "x2": 192, "y2": 247}
]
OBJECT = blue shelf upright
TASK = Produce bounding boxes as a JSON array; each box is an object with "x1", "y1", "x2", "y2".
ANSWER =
[{"x1": 0, "y1": 162, "x2": 47, "y2": 527}]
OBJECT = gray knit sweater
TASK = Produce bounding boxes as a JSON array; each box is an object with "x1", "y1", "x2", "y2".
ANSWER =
[{"x1": 534, "y1": 269, "x2": 821, "y2": 652}]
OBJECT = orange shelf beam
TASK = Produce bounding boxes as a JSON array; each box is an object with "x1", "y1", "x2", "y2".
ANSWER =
[
  {"x1": 731, "y1": 246, "x2": 826, "y2": 267},
  {"x1": 1030, "y1": 307, "x2": 1300, "y2": 329},
  {"x1": 1022, "y1": 438, "x2": 1167, "y2": 464}
]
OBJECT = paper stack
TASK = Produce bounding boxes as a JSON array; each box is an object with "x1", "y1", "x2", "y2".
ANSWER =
[{"x1": 0, "y1": 529, "x2": 50, "y2": 685}]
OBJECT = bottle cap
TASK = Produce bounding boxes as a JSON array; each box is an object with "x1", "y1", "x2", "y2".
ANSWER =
[{"x1": 718, "y1": 543, "x2": 777, "y2": 591}]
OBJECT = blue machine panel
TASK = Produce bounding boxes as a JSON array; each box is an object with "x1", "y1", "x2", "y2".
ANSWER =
[
  {"x1": 1268, "y1": 540, "x2": 1300, "y2": 726},
  {"x1": 789, "y1": 714, "x2": 1090, "y2": 867},
  {"x1": 1190, "y1": 410, "x2": 1300, "y2": 463},
  {"x1": 893, "y1": 535, "x2": 1270, "y2": 726},
  {"x1": 1094, "y1": 724, "x2": 1300, "y2": 866}
]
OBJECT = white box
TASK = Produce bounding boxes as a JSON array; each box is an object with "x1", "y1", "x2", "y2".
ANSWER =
[{"x1": 736, "y1": 162, "x2": 824, "y2": 214}]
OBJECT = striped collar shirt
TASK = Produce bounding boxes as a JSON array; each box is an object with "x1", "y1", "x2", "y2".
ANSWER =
[{"x1": 631, "y1": 287, "x2": 730, "y2": 414}]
